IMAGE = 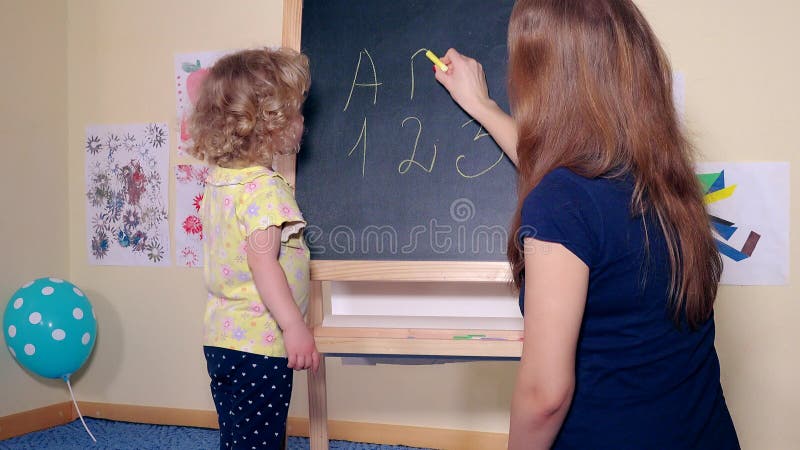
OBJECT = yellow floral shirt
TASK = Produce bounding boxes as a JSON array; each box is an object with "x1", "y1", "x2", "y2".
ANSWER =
[{"x1": 200, "y1": 166, "x2": 309, "y2": 357}]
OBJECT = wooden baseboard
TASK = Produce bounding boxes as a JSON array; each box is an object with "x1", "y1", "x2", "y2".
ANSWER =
[
  {"x1": 76, "y1": 402, "x2": 219, "y2": 429},
  {"x1": 0, "y1": 402, "x2": 74, "y2": 441},
  {"x1": 287, "y1": 417, "x2": 508, "y2": 450},
  {"x1": 0, "y1": 402, "x2": 508, "y2": 449}
]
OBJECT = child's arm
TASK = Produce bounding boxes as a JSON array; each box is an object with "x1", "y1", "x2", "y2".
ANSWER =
[{"x1": 247, "y1": 226, "x2": 319, "y2": 372}]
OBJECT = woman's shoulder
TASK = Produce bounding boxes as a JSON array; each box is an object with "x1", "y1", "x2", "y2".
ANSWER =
[
  {"x1": 525, "y1": 168, "x2": 596, "y2": 207},
  {"x1": 537, "y1": 166, "x2": 614, "y2": 190},
  {"x1": 522, "y1": 167, "x2": 633, "y2": 232},
  {"x1": 520, "y1": 168, "x2": 606, "y2": 266},
  {"x1": 527, "y1": 167, "x2": 631, "y2": 205}
]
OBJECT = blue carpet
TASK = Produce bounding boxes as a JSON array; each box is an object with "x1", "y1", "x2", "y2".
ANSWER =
[{"x1": 0, "y1": 418, "x2": 430, "y2": 450}]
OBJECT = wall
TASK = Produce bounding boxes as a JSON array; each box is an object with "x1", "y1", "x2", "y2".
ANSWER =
[
  {"x1": 642, "y1": 1, "x2": 800, "y2": 446},
  {"x1": 0, "y1": 0, "x2": 69, "y2": 416},
  {"x1": 62, "y1": 0, "x2": 519, "y2": 433},
  {"x1": 0, "y1": 0, "x2": 796, "y2": 448},
  {"x1": 65, "y1": 0, "x2": 285, "y2": 410}
]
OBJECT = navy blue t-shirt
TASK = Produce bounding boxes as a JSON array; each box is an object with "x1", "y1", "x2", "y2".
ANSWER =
[{"x1": 518, "y1": 168, "x2": 739, "y2": 449}]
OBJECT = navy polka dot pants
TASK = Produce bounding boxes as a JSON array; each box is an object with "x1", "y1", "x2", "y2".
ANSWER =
[{"x1": 204, "y1": 346, "x2": 293, "y2": 450}]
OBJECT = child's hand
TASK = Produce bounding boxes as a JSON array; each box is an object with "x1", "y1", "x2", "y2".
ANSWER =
[{"x1": 283, "y1": 323, "x2": 320, "y2": 372}]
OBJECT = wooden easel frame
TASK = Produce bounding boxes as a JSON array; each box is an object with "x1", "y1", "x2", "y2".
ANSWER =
[{"x1": 281, "y1": 3, "x2": 522, "y2": 448}]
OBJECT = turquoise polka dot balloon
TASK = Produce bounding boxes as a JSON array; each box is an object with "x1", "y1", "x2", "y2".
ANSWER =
[{"x1": 3, "y1": 277, "x2": 97, "y2": 379}]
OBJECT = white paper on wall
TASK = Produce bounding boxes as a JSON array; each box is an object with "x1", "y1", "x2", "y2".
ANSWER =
[
  {"x1": 85, "y1": 123, "x2": 171, "y2": 266},
  {"x1": 175, "y1": 164, "x2": 209, "y2": 267},
  {"x1": 696, "y1": 162, "x2": 790, "y2": 285},
  {"x1": 673, "y1": 70, "x2": 686, "y2": 120},
  {"x1": 175, "y1": 50, "x2": 231, "y2": 157}
]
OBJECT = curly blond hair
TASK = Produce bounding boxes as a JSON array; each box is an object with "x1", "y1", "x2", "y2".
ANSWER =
[{"x1": 187, "y1": 48, "x2": 310, "y2": 168}]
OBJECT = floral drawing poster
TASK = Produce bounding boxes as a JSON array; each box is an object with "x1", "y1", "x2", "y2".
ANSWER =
[
  {"x1": 175, "y1": 164, "x2": 208, "y2": 267},
  {"x1": 85, "y1": 123, "x2": 171, "y2": 266}
]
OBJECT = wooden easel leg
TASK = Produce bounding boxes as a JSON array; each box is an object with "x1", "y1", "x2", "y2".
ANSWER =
[
  {"x1": 308, "y1": 356, "x2": 329, "y2": 450},
  {"x1": 307, "y1": 279, "x2": 329, "y2": 449}
]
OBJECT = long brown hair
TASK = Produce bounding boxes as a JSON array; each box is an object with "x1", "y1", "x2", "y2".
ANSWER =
[{"x1": 506, "y1": 0, "x2": 722, "y2": 328}]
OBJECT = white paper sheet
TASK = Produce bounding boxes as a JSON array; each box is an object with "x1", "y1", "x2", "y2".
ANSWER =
[
  {"x1": 174, "y1": 164, "x2": 209, "y2": 267},
  {"x1": 85, "y1": 123, "x2": 171, "y2": 266},
  {"x1": 696, "y1": 162, "x2": 790, "y2": 285},
  {"x1": 175, "y1": 50, "x2": 231, "y2": 157},
  {"x1": 673, "y1": 70, "x2": 685, "y2": 121}
]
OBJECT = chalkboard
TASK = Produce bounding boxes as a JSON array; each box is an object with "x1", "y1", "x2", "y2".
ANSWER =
[{"x1": 296, "y1": 0, "x2": 517, "y2": 261}]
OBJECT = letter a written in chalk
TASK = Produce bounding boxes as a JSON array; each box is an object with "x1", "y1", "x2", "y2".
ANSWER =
[{"x1": 343, "y1": 49, "x2": 382, "y2": 112}]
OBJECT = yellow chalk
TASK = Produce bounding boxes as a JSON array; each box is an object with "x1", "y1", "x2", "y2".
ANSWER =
[{"x1": 425, "y1": 50, "x2": 448, "y2": 72}]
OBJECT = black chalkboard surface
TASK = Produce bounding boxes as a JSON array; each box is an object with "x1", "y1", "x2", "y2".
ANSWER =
[{"x1": 296, "y1": 0, "x2": 517, "y2": 261}]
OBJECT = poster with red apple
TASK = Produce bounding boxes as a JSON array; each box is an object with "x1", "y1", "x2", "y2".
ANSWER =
[{"x1": 175, "y1": 51, "x2": 231, "y2": 157}]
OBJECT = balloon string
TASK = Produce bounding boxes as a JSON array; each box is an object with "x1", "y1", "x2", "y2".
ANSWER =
[{"x1": 65, "y1": 377, "x2": 97, "y2": 443}]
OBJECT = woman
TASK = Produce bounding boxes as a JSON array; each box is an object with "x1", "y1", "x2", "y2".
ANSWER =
[{"x1": 434, "y1": 1, "x2": 739, "y2": 448}]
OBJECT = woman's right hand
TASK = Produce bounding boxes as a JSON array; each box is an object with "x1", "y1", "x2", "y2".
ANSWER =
[
  {"x1": 433, "y1": 48, "x2": 520, "y2": 166},
  {"x1": 434, "y1": 48, "x2": 495, "y2": 118}
]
